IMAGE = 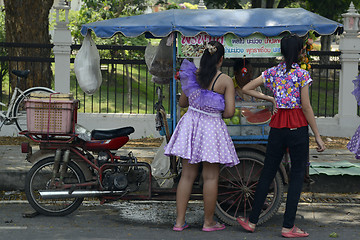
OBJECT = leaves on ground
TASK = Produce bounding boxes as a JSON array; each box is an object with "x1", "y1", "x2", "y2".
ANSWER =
[{"x1": 310, "y1": 136, "x2": 349, "y2": 150}]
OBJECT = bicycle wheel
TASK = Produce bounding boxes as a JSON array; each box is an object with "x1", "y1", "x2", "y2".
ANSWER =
[
  {"x1": 25, "y1": 157, "x2": 85, "y2": 216},
  {"x1": 215, "y1": 150, "x2": 284, "y2": 226},
  {"x1": 12, "y1": 87, "x2": 55, "y2": 132}
]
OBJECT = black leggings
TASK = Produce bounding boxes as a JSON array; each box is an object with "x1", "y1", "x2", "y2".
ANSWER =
[{"x1": 249, "y1": 126, "x2": 309, "y2": 228}]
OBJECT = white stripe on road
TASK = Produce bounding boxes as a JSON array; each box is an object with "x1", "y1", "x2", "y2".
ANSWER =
[{"x1": 0, "y1": 226, "x2": 27, "y2": 230}]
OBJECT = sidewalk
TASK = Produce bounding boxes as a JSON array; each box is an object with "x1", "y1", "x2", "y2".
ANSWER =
[
  {"x1": 308, "y1": 149, "x2": 360, "y2": 193},
  {"x1": 0, "y1": 145, "x2": 360, "y2": 193}
]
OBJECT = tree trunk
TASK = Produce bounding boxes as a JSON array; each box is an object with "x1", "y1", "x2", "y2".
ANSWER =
[
  {"x1": 320, "y1": 35, "x2": 332, "y2": 56},
  {"x1": 320, "y1": 35, "x2": 331, "y2": 76},
  {"x1": 4, "y1": 0, "x2": 54, "y2": 90}
]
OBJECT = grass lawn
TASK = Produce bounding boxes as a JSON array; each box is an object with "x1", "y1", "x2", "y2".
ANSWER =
[
  {"x1": 70, "y1": 64, "x2": 171, "y2": 114},
  {"x1": 310, "y1": 74, "x2": 339, "y2": 117}
]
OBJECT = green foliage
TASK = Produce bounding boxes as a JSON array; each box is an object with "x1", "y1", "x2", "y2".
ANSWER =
[
  {"x1": 305, "y1": 0, "x2": 360, "y2": 21},
  {"x1": 283, "y1": 1, "x2": 306, "y2": 8},
  {"x1": 69, "y1": 0, "x2": 149, "y2": 47},
  {"x1": 0, "y1": 7, "x2": 5, "y2": 43},
  {"x1": 182, "y1": 2, "x2": 199, "y2": 9},
  {"x1": 166, "y1": 3, "x2": 180, "y2": 9},
  {"x1": 169, "y1": 0, "x2": 198, "y2": 4},
  {"x1": 204, "y1": 0, "x2": 242, "y2": 9},
  {"x1": 0, "y1": 6, "x2": 8, "y2": 79},
  {"x1": 204, "y1": 0, "x2": 294, "y2": 9},
  {"x1": 82, "y1": 0, "x2": 148, "y2": 17},
  {"x1": 154, "y1": 1, "x2": 182, "y2": 10},
  {"x1": 67, "y1": 0, "x2": 149, "y2": 62}
]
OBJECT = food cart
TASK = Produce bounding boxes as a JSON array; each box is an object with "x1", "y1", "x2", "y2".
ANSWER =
[
  {"x1": 21, "y1": 7, "x2": 343, "y2": 225},
  {"x1": 80, "y1": 7, "x2": 343, "y2": 225}
]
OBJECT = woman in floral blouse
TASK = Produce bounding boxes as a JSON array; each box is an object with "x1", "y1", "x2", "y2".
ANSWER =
[{"x1": 237, "y1": 34, "x2": 326, "y2": 238}]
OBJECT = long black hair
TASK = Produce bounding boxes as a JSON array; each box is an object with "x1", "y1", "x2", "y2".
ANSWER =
[
  {"x1": 197, "y1": 41, "x2": 225, "y2": 89},
  {"x1": 280, "y1": 34, "x2": 303, "y2": 73}
]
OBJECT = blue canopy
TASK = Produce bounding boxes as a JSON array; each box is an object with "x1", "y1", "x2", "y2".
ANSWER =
[{"x1": 81, "y1": 8, "x2": 343, "y2": 38}]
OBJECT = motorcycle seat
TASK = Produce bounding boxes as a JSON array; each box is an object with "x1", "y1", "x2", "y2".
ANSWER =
[{"x1": 91, "y1": 127, "x2": 135, "y2": 140}]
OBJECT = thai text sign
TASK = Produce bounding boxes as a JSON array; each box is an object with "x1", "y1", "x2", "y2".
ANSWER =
[{"x1": 177, "y1": 33, "x2": 282, "y2": 58}]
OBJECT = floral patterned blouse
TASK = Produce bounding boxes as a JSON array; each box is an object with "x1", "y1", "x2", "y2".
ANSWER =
[{"x1": 262, "y1": 62, "x2": 312, "y2": 109}]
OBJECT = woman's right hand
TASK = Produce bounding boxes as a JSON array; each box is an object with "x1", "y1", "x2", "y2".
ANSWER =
[{"x1": 269, "y1": 96, "x2": 277, "y2": 114}]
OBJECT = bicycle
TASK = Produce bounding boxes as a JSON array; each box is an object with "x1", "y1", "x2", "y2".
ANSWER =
[{"x1": 0, "y1": 69, "x2": 55, "y2": 132}]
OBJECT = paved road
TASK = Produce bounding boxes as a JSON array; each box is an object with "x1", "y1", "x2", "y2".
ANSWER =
[{"x1": 0, "y1": 200, "x2": 359, "y2": 240}]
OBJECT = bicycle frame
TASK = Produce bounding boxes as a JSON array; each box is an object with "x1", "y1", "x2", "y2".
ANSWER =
[{"x1": 0, "y1": 87, "x2": 24, "y2": 128}]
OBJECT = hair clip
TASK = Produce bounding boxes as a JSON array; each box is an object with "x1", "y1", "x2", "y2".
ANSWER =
[{"x1": 205, "y1": 42, "x2": 217, "y2": 55}]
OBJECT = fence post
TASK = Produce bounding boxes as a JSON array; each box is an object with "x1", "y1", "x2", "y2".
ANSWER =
[
  {"x1": 53, "y1": 0, "x2": 71, "y2": 93},
  {"x1": 339, "y1": 2, "x2": 360, "y2": 132}
]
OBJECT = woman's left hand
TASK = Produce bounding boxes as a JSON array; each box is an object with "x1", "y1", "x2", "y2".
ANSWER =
[{"x1": 315, "y1": 135, "x2": 326, "y2": 152}]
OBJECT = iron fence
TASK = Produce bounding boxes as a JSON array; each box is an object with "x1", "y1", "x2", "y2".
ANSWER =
[
  {"x1": 70, "y1": 44, "x2": 171, "y2": 114},
  {"x1": 0, "y1": 42, "x2": 341, "y2": 117}
]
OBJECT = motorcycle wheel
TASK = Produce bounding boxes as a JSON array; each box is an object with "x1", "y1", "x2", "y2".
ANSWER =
[
  {"x1": 215, "y1": 150, "x2": 284, "y2": 226},
  {"x1": 25, "y1": 157, "x2": 85, "y2": 216}
]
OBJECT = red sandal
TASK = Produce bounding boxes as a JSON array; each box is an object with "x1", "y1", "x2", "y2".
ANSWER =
[
  {"x1": 236, "y1": 217, "x2": 255, "y2": 232},
  {"x1": 281, "y1": 226, "x2": 309, "y2": 238}
]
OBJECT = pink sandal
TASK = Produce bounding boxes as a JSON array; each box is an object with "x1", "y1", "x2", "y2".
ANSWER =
[
  {"x1": 202, "y1": 222, "x2": 226, "y2": 232},
  {"x1": 236, "y1": 217, "x2": 255, "y2": 232},
  {"x1": 281, "y1": 226, "x2": 309, "y2": 238},
  {"x1": 172, "y1": 222, "x2": 189, "y2": 231}
]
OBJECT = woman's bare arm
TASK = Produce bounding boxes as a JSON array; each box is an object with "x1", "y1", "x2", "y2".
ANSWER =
[
  {"x1": 242, "y1": 75, "x2": 276, "y2": 108},
  {"x1": 301, "y1": 85, "x2": 326, "y2": 152},
  {"x1": 222, "y1": 75, "x2": 235, "y2": 118}
]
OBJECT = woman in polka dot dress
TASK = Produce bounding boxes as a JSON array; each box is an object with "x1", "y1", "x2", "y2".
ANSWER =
[
  {"x1": 347, "y1": 75, "x2": 360, "y2": 158},
  {"x1": 165, "y1": 41, "x2": 239, "y2": 232},
  {"x1": 237, "y1": 34, "x2": 326, "y2": 238}
]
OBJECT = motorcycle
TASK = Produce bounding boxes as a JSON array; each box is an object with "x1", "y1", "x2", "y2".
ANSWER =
[{"x1": 20, "y1": 87, "x2": 289, "y2": 226}]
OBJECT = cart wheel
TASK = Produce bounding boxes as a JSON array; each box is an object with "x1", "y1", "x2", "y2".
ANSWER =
[
  {"x1": 215, "y1": 150, "x2": 284, "y2": 226},
  {"x1": 25, "y1": 157, "x2": 85, "y2": 216}
]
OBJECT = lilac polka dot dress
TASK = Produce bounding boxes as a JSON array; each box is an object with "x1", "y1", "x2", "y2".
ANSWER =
[
  {"x1": 164, "y1": 59, "x2": 239, "y2": 167},
  {"x1": 347, "y1": 125, "x2": 360, "y2": 159},
  {"x1": 347, "y1": 75, "x2": 360, "y2": 159}
]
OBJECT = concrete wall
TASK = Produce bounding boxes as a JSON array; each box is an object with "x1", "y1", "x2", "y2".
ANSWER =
[
  {"x1": 76, "y1": 113, "x2": 162, "y2": 139},
  {"x1": 316, "y1": 116, "x2": 360, "y2": 138},
  {"x1": 0, "y1": 113, "x2": 162, "y2": 139},
  {"x1": 0, "y1": 113, "x2": 358, "y2": 139}
]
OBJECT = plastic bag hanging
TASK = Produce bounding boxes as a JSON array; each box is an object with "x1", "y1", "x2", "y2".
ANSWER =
[
  {"x1": 145, "y1": 36, "x2": 173, "y2": 84},
  {"x1": 74, "y1": 32, "x2": 102, "y2": 95}
]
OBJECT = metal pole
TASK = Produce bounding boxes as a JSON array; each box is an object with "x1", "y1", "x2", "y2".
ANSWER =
[{"x1": 172, "y1": 34, "x2": 177, "y2": 134}]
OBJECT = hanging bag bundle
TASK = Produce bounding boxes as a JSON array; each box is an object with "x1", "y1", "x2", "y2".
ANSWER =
[
  {"x1": 74, "y1": 32, "x2": 102, "y2": 95},
  {"x1": 145, "y1": 36, "x2": 173, "y2": 84}
]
